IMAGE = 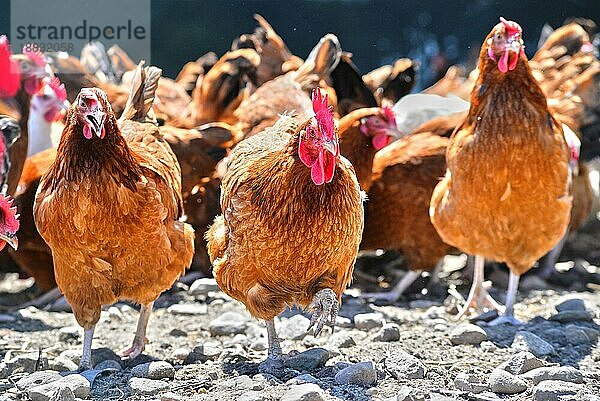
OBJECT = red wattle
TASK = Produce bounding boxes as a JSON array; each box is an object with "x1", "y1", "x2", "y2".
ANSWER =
[
  {"x1": 498, "y1": 49, "x2": 509, "y2": 73},
  {"x1": 311, "y1": 152, "x2": 326, "y2": 185},
  {"x1": 83, "y1": 125, "x2": 92, "y2": 139},
  {"x1": 372, "y1": 134, "x2": 391, "y2": 150},
  {"x1": 508, "y1": 51, "x2": 519, "y2": 71}
]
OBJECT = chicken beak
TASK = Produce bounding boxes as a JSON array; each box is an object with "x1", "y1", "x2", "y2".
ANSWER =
[
  {"x1": 323, "y1": 140, "x2": 338, "y2": 156},
  {"x1": 385, "y1": 128, "x2": 403, "y2": 141},
  {"x1": 0, "y1": 233, "x2": 18, "y2": 251},
  {"x1": 86, "y1": 110, "x2": 106, "y2": 137}
]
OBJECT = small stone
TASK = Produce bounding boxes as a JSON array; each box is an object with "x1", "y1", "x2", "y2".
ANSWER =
[
  {"x1": 128, "y1": 377, "x2": 169, "y2": 395},
  {"x1": 280, "y1": 383, "x2": 324, "y2": 401},
  {"x1": 58, "y1": 327, "x2": 80, "y2": 342},
  {"x1": 373, "y1": 324, "x2": 400, "y2": 342},
  {"x1": 49, "y1": 357, "x2": 78, "y2": 373},
  {"x1": 238, "y1": 391, "x2": 267, "y2": 401},
  {"x1": 396, "y1": 385, "x2": 426, "y2": 401},
  {"x1": 94, "y1": 359, "x2": 121, "y2": 371},
  {"x1": 334, "y1": 361, "x2": 377, "y2": 386},
  {"x1": 218, "y1": 346, "x2": 248, "y2": 363},
  {"x1": 167, "y1": 303, "x2": 208, "y2": 316},
  {"x1": 564, "y1": 326, "x2": 592, "y2": 345},
  {"x1": 488, "y1": 369, "x2": 527, "y2": 394},
  {"x1": 286, "y1": 374, "x2": 319, "y2": 385},
  {"x1": 329, "y1": 332, "x2": 356, "y2": 348},
  {"x1": 520, "y1": 366, "x2": 584, "y2": 385},
  {"x1": 549, "y1": 310, "x2": 593, "y2": 323},
  {"x1": 249, "y1": 339, "x2": 267, "y2": 351},
  {"x1": 131, "y1": 361, "x2": 175, "y2": 380},
  {"x1": 354, "y1": 313, "x2": 385, "y2": 330},
  {"x1": 499, "y1": 351, "x2": 547, "y2": 375},
  {"x1": 160, "y1": 392, "x2": 183, "y2": 401},
  {"x1": 454, "y1": 372, "x2": 488, "y2": 394},
  {"x1": 58, "y1": 350, "x2": 80, "y2": 366},
  {"x1": 449, "y1": 324, "x2": 488, "y2": 345},
  {"x1": 184, "y1": 342, "x2": 223, "y2": 364},
  {"x1": 480, "y1": 341, "x2": 498, "y2": 353},
  {"x1": 384, "y1": 351, "x2": 426, "y2": 380},
  {"x1": 107, "y1": 306, "x2": 124, "y2": 321},
  {"x1": 284, "y1": 348, "x2": 330, "y2": 371},
  {"x1": 0, "y1": 314, "x2": 16, "y2": 322},
  {"x1": 218, "y1": 375, "x2": 254, "y2": 390},
  {"x1": 16, "y1": 371, "x2": 62, "y2": 390},
  {"x1": 533, "y1": 380, "x2": 584, "y2": 401},
  {"x1": 6, "y1": 352, "x2": 49, "y2": 374},
  {"x1": 169, "y1": 328, "x2": 187, "y2": 337},
  {"x1": 335, "y1": 316, "x2": 353, "y2": 328},
  {"x1": 555, "y1": 298, "x2": 586, "y2": 312},
  {"x1": 91, "y1": 348, "x2": 121, "y2": 368},
  {"x1": 188, "y1": 278, "x2": 220, "y2": 295},
  {"x1": 279, "y1": 315, "x2": 311, "y2": 340},
  {"x1": 512, "y1": 331, "x2": 554, "y2": 358},
  {"x1": 171, "y1": 348, "x2": 189, "y2": 361},
  {"x1": 209, "y1": 312, "x2": 248, "y2": 336},
  {"x1": 28, "y1": 374, "x2": 90, "y2": 401}
]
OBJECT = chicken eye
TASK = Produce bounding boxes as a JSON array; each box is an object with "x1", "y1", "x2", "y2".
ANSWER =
[
  {"x1": 495, "y1": 33, "x2": 502, "y2": 40},
  {"x1": 41, "y1": 94, "x2": 50, "y2": 100}
]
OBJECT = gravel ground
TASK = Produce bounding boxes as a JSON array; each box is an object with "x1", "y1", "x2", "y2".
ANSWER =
[{"x1": 0, "y1": 220, "x2": 599, "y2": 401}]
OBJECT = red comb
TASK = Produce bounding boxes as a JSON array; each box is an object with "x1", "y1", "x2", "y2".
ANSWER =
[
  {"x1": 499, "y1": 17, "x2": 522, "y2": 36},
  {"x1": 382, "y1": 106, "x2": 396, "y2": 123},
  {"x1": 23, "y1": 46, "x2": 46, "y2": 67},
  {"x1": 0, "y1": 194, "x2": 19, "y2": 234},
  {"x1": 0, "y1": 36, "x2": 21, "y2": 98},
  {"x1": 311, "y1": 88, "x2": 335, "y2": 139},
  {"x1": 48, "y1": 77, "x2": 67, "y2": 101}
]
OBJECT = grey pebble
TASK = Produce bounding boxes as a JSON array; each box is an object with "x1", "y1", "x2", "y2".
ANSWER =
[
  {"x1": 532, "y1": 380, "x2": 584, "y2": 401},
  {"x1": 94, "y1": 359, "x2": 121, "y2": 371},
  {"x1": 334, "y1": 361, "x2": 377, "y2": 386},
  {"x1": 286, "y1": 374, "x2": 319, "y2": 385},
  {"x1": 396, "y1": 385, "x2": 426, "y2": 401},
  {"x1": 28, "y1": 374, "x2": 90, "y2": 401},
  {"x1": 284, "y1": 348, "x2": 330, "y2": 371},
  {"x1": 354, "y1": 313, "x2": 385, "y2": 330},
  {"x1": 384, "y1": 350, "x2": 426, "y2": 380},
  {"x1": 511, "y1": 331, "x2": 554, "y2": 357},
  {"x1": 487, "y1": 368, "x2": 527, "y2": 394},
  {"x1": 188, "y1": 278, "x2": 220, "y2": 296},
  {"x1": 499, "y1": 351, "x2": 547, "y2": 375},
  {"x1": 280, "y1": 383, "x2": 324, "y2": 401},
  {"x1": 520, "y1": 366, "x2": 584, "y2": 385},
  {"x1": 49, "y1": 357, "x2": 79, "y2": 373},
  {"x1": 555, "y1": 298, "x2": 586, "y2": 312},
  {"x1": 131, "y1": 361, "x2": 175, "y2": 380},
  {"x1": 449, "y1": 324, "x2": 488, "y2": 345},
  {"x1": 166, "y1": 303, "x2": 208, "y2": 316},
  {"x1": 278, "y1": 315, "x2": 311, "y2": 340},
  {"x1": 454, "y1": 372, "x2": 488, "y2": 394},
  {"x1": 128, "y1": 377, "x2": 169, "y2": 396},
  {"x1": 549, "y1": 310, "x2": 593, "y2": 323},
  {"x1": 564, "y1": 325, "x2": 592, "y2": 345},
  {"x1": 58, "y1": 327, "x2": 80, "y2": 342},
  {"x1": 373, "y1": 324, "x2": 400, "y2": 342},
  {"x1": 5, "y1": 352, "x2": 49, "y2": 375},
  {"x1": 329, "y1": 332, "x2": 356, "y2": 348},
  {"x1": 209, "y1": 312, "x2": 248, "y2": 336},
  {"x1": 16, "y1": 371, "x2": 62, "y2": 391}
]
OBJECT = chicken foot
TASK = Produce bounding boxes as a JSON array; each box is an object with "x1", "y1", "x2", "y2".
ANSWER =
[
  {"x1": 456, "y1": 255, "x2": 503, "y2": 319},
  {"x1": 120, "y1": 301, "x2": 153, "y2": 358},
  {"x1": 488, "y1": 271, "x2": 521, "y2": 326},
  {"x1": 307, "y1": 288, "x2": 338, "y2": 336},
  {"x1": 259, "y1": 319, "x2": 285, "y2": 374},
  {"x1": 360, "y1": 269, "x2": 423, "y2": 302},
  {"x1": 79, "y1": 327, "x2": 95, "y2": 371}
]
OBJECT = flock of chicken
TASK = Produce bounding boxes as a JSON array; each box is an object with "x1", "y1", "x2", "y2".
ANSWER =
[{"x1": 0, "y1": 15, "x2": 599, "y2": 372}]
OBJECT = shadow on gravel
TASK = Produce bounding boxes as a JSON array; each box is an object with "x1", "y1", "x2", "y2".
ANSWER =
[
  {"x1": 0, "y1": 318, "x2": 57, "y2": 332},
  {"x1": 481, "y1": 316, "x2": 600, "y2": 368}
]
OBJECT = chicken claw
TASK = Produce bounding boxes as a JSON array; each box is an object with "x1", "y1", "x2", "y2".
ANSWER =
[
  {"x1": 307, "y1": 288, "x2": 338, "y2": 336},
  {"x1": 120, "y1": 302, "x2": 153, "y2": 359}
]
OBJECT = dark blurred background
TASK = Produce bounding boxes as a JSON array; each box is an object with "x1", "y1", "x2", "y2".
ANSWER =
[{"x1": 1, "y1": 0, "x2": 598, "y2": 89}]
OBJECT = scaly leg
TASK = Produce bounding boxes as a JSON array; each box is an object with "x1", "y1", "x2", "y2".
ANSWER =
[
  {"x1": 79, "y1": 326, "x2": 95, "y2": 371},
  {"x1": 120, "y1": 301, "x2": 153, "y2": 358},
  {"x1": 489, "y1": 271, "x2": 521, "y2": 326},
  {"x1": 538, "y1": 233, "x2": 567, "y2": 279},
  {"x1": 307, "y1": 288, "x2": 338, "y2": 336},
  {"x1": 259, "y1": 319, "x2": 284, "y2": 373},
  {"x1": 361, "y1": 270, "x2": 422, "y2": 302},
  {"x1": 456, "y1": 255, "x2": 502, "y2": 319}
]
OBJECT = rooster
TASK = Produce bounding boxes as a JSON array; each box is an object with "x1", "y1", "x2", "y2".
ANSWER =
[
  {"x1": 206, "y1": 89, "x2": 363, "y2": 372},
  {"x1": 430, "y1": 18, "x2": 572, "y2": 325},
  {"x1": 34, "y1": 63, "x2": 194, "y2": 369}
]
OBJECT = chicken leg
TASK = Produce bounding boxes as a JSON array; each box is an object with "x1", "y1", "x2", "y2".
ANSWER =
[
  {"x1": 79, "y1": 327, "x2": 95, "y2": 371},
  {"x1": 456, "y1": 255, "x2": 502, "y2": 319},
  {"x1": 120, "y1": 302, "x2": 153, "y2": 358},
  {"x1": 259, "y1": 319, "x2": 285, "y2": 373},
  {"x1": 538, "y1": 233, "x2": 567, "y2": 279},
  {"x1": 489, "y1": 271, "x2": 521, "y2": 326},
  {"x1": 307, "y1": 288, "x2": 338, "y2": 336},
  {"x1": 361, "y1": 270, "x2": 422, "y2": 302}
]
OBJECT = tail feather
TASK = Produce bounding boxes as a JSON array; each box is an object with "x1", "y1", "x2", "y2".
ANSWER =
[
  {"x1": 119, "y1": 61, "x2": 162, "y2": 124},
  {"x1": 294, "y1": 34, "x2": 342, "y2": 89}
]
